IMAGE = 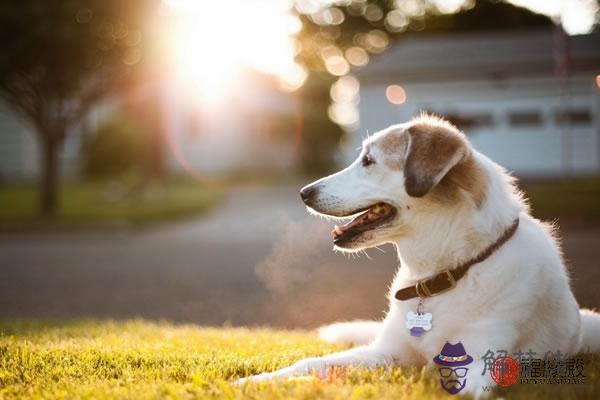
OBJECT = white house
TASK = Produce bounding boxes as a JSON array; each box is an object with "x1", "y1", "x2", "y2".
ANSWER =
[
  {"x1": 160, "y1": 74, "x2": 296, "y2": 178},
  {"x1": 352, "y1": 29, "x2": 600, "y2": 177},
  {"x1": 0, "y1": 73, "x2": 295, "y2": 181}
]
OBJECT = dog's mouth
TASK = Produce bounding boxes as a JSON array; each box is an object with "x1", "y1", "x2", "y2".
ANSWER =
[{"x1": 330, "y1": 202, "x2": 397, "y2": 245}]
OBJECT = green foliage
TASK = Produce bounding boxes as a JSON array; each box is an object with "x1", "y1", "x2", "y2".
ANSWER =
[
  {"x1": 0, "y1": 320, "x2": 599, "y2": 399},
  {"x1": 297, "y1": 75, "x2": 346, "y2": 175},
  {"x1": 0, "y1": 179, "x2": 219, "y2": 227},
  {"x1": 523, "y1": 177, "x2": 600, "y2": 220},
  {"x1": 295, "y1": 0, "x2": 556, "y2": 74},
  {"x1": 0, "y1": 0, "x2": 158, "y2": 137},
  {"x1": 299, "y1": 115, "x2": 345, "y2": 176},
  {"x1": 83, "y1": 115, "x2": 146, "y2": 179}
]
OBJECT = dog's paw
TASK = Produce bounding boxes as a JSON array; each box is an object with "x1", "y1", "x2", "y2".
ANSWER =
[
  {"x1": 232, "y1": 376, "x2": 249, "y2": 385},
  {"x1": 233, "y1": 357, "x2": 327, "y2": 385},
  {"x1": 233, "y1": 371, "x2": 279, "y2": 385}
]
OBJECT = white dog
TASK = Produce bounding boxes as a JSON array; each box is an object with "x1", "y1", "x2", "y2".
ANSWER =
[{"x1": 238, "y1": 114, "x2": 600, "y2": 396}]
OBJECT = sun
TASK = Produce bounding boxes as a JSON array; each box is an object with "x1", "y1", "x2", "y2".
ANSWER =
[{"x1": 165, "y1": 0, "x2": 306, "y2": 105}]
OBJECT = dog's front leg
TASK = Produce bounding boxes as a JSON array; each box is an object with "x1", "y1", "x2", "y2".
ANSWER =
[
  {"x1": 451, "y1": 327, "x2": 519, "y2": 398},
  {"x1": 236, "y1": 345, "x2": 392, "y2": 384}
]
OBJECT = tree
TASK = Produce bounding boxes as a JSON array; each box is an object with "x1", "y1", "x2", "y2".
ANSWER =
[
  {"x1": 0, "y1": 0, "x2": 158, "y2": 217},
  {"x1": 294, "y1": 0, "x2": 555, "y2": 77}
]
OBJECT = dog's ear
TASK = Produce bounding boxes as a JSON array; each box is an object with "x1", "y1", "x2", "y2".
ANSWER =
[{"x1": 404, "y1": 123, "x2": 467, "y2": 197}]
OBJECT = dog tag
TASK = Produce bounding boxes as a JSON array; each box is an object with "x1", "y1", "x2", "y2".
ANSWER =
[{"x1": 406, "y1": 311, "x2": 432, "y2": 337}]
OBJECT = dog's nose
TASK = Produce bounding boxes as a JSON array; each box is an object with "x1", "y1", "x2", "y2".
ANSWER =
[{"x1": 300, "y1": 185, "x2": 317, "y2": 204}]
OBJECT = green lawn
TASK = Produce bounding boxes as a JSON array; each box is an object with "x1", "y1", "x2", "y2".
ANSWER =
[
  {"x1": 522, "y1": 177, "x2": 600, "y2": 220},
  {"x1": 0, "y1": 179, "x2": 219, "y2": 229},
  {"x1": 0, "y1": 320, "x2": 598, "y2": 399}
]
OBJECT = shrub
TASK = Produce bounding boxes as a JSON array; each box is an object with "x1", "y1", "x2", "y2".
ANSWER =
[{"x1": 82, "y1": 115, "x2": 146, "y2": 179}]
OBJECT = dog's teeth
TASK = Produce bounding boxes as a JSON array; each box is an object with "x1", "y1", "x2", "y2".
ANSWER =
[{"x1": 331, "y1": 225, "x2": 344, "y2": 238}]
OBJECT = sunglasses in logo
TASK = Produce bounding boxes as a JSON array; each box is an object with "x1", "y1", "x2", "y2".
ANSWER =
[{"x1": 438, "y1": 367, "x2": 468, "y2": 378}]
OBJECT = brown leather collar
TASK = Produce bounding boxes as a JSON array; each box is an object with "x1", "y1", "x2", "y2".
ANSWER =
[{"x1": 394, "y1": 217, "x2": 520, "y2": 301}]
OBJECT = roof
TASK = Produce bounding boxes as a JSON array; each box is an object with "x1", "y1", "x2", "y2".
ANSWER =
[{"x1": 357, "y1": 29, "x2": 600, "y2": 83}]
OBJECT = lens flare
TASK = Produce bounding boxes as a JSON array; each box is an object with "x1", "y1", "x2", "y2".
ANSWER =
[{"x1": 165, "y1": 0, "x2": 305, "y2": 105}]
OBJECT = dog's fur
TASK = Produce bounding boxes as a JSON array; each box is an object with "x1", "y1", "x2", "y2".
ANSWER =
[{"x1": 238, "y1": 115, "x2": 600, "y2": 396}]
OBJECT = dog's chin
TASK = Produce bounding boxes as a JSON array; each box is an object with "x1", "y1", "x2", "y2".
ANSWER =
[{"x1": 333, "y1": 228, "x2": 394, "y2": 252}]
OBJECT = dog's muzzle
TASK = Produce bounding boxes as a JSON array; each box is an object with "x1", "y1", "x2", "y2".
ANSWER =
[{"x1": 300, "y1": 184, "x2": 318, "y2": 206}]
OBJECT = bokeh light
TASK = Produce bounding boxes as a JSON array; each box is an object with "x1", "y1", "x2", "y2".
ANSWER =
[
  {"x1": 295, "y1": 0, "x2": 326, "y2": 15},
  {"x1": 363, "y1": 30, "x2": 389, "y2": 53},
  {"x1": 385, "y1": 9, "x2": 409, "y2": 32},
  {"x1": 312, "y1": 6, "x2": 345, "y2": 25},
  {"x1": 330, "y1": 75, "x2": 359, "y2": 103},
  {"x1": 435, "y1": 0, "x2": 469, "y2": 13},
  {"x1": 321, "y1": 44, "x2": 343, "y2": 60},
  {"x1": 328, "y1": 75, "x2": 359, "y2": 128},
  {"x1": 328, "y1": 102, "x2": 359, "y2": 127},
  {"x1": 304, "y1": 1, "x2": 597, "y2": 36},
  {"x1": 386, "y1": 84, "x2": 407, "y2": 105},
  {"x1": 345, "y1": 46, "x2": 369, "y2": 67},
  {"x1": 325, "y1": 55, "x2": 350, "y2": 76},
  {"x1": 395, "y1": 0, "x2": 426, "y2": 17},
  {"x1": 596, "y1": 74, "x2": 600, "y2": 89},
  {"x1": 364, "y1": 4, "x2": 383, "y2": 22}
]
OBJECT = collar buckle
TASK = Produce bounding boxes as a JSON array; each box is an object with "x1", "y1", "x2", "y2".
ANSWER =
[{"x1": 415, "y1": 270, "x2": 457, "y2": 298}]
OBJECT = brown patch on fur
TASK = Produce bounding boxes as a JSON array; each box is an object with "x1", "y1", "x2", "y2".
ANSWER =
[
  {"x1": 403, "y1": 114, "x2": 487, "y2": 207},
  {"x1": 378, "y1": 130, "x2": 408, "y2": 170},
  {"x1": 404, "y1": 121, "x2": 465, "y2": 197},
  {"x1": 443, "y1": 154, "x2": 488, "y2": 208}
]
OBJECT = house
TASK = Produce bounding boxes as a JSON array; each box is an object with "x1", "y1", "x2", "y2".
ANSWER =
[
  {"x1": 352, "y1": 29, "x2": 600, "y2": 177},
  {"x1": 0, "y1": 72, "x2": 296, "y2": 182},
  {"x1": 160, "y1": 73, "x2": 296, "y2": 178}
]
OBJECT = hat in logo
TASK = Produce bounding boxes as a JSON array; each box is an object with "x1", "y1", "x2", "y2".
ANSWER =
[{"x1": 433, "y1": 342, "x2": 473, "y2": 367}]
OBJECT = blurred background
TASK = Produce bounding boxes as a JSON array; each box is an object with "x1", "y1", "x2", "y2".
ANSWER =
[{"x1": 0, "y1": 0, "x2": 599, "y2": 328}]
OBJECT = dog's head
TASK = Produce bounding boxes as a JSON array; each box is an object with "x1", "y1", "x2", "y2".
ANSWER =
[{"x1": 300, "y1": 115, "x2": 487, "y2": 251}]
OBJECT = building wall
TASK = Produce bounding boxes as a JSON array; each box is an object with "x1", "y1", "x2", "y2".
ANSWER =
[
  {"x1": 354, "y1": 74, "x2": 600, "y2": 177},
  {"x1": 161, "y1": 77, "x2": 296, "y2": 177},
  {"x1": 0, "y1": 106, "x2": 38, "y2": 181},
  {"x1": 0, "y1": 102, "x2": 115, "y2": 182}
]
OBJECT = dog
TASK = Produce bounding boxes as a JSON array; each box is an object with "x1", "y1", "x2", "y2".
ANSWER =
[{"x1": 237, "y1": 114, "x2": 600, "y2": 396}]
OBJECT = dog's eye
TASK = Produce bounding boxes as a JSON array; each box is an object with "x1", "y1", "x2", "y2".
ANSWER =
[{"x1": 361, "y1": 153, "x2": 375, "y2": 167}]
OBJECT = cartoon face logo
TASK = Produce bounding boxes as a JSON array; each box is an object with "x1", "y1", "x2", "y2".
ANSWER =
[{"x1": 433, "y1": 342, "x2": 473, "y2": 395}]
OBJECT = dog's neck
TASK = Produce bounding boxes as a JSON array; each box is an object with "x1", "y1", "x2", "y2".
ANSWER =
[{"x1": 393, "y1": 155, "x2": 524, "y2": 280}]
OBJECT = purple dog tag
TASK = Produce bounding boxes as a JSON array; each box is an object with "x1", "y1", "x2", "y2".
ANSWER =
[{"x1": 410, "y1": 327, "x2": 424, "y2": 337}]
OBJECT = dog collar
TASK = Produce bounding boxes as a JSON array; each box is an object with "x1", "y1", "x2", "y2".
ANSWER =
[{"x1": 395, "y1": 217, "x2": 520, "y2": 301}]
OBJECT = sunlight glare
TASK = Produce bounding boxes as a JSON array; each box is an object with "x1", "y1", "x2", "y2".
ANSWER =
[{"x1": 165, "y1": 0, "x2": 306, "y2": 104}]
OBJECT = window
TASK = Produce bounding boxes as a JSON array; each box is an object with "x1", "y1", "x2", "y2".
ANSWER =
[
  {"x1": 445, "y1": 113, "x2": 494, "y2": 131},
  {"x1": 508, "y1": 111, "x2": 542, "y2": 127},
  {"x1": 419, "y1": 108, "x2": 494, "y2": 132},
  {"x1": 554, "y1": 109, "x2": 592, "y2": 126}
]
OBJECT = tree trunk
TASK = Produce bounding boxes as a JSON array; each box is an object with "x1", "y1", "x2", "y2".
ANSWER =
[{"x1": 39, "y1": 136, "x2": 60, "y2": 218}]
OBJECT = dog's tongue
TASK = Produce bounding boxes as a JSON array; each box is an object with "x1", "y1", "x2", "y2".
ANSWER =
[
  {"x1": 330, "y1": 210, "x2": 373, "y2": 238},
  {"x1": 330, "y1": 204, "x2": 393, "y2": 239}
]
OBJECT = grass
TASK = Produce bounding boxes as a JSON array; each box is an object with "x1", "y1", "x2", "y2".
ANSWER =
[
  {"x1": 0, "y1": 320, "x2": 599, "y2": 399},
  {"x1": 521, "y1": 177, "x2": 600, "y2": 220},
  {"x1": 1, "y1": 175, "x2": 598, "y2": 230},
  {"x1": 0, "y1": 179, "x2": 220, "y2": 229}
]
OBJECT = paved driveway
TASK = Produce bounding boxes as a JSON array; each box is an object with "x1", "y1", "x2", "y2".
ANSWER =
[{"x1": 1, "y1": 184, "x2": 598, "y2": 328}]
